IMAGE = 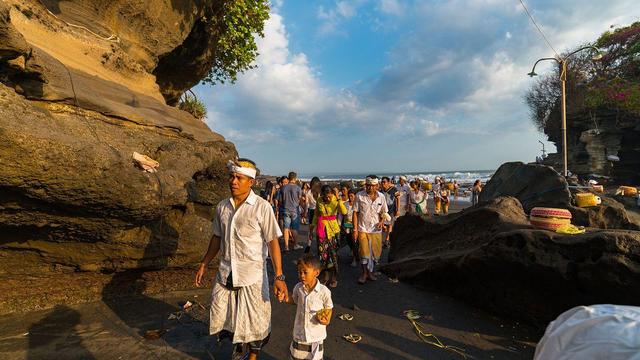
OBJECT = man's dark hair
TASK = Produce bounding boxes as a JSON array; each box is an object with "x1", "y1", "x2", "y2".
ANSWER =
[
  {"x1": 366, "y1": 174, "x2": 378, "y2": 180},
  {"x1": 288, "y1": 171, "x2": 297, "y2": 181},
  {"x1": 297, "y1": 254, "x2": 321, "y2": 270},
  {"x1": 381, "y1": 176, "x2": 390, "y2": 182}
]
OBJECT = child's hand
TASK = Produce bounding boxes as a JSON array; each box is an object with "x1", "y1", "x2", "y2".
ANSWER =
[{"x1": 316, "y1": 308, "x2": 332, "y2": 325}]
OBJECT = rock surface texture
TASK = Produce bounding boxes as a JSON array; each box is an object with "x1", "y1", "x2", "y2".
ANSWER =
[
  {"x1": 542, "y1": 108, "x2": 640, "y2": 183},
  {"x1": 481, "y1": 162, "x2": 640, "y2": 230},
  {"x1": 384, "y1": 197, "x2": 640, "y2": 328},
  {"x1": 0, "y1": 0, "x2": 236, "y2": 314}
]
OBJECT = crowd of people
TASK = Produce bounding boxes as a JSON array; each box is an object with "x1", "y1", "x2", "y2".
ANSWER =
[
  {"x1": 260, "y1": 172, "x2": 484, "y2": 288},
  {"x1": 195, "y1": 159, "x2": 484, "y2": 359}
]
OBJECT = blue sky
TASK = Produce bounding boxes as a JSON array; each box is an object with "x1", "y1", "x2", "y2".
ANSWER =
[{"x1": 195, "y1": 0, "x2": 638, "y2": 176}]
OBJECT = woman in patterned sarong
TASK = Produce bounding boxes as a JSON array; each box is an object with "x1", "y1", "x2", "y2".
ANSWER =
[{"x1": 310, "y1": 185, "x2": 347, "y2": 288}]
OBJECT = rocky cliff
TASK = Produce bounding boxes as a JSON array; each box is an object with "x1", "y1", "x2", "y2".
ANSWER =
[
  {"x1": 0, "y1": 0, "x2": 238, "y2": 314},
  {"x1": 542, "y1": 101, "x2": 640, "y2": 183}
]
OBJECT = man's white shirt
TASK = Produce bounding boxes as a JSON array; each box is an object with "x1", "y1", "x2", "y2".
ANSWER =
[
  {"x1": 212, "y1": 190, "x2": 282, "y2": 287},
  {"x1": 353, "y1": 190, "x2": 388, "y2": 233}
]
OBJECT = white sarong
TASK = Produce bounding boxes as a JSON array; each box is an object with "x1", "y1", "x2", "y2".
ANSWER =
[{"x1": 209, "y1": 275, "x2": 271, "y2": 344}]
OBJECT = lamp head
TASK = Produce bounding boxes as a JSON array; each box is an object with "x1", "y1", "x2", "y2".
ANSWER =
[
  {"x1": 527, "y1": 71, "x2": 538, "y2": 77},
  {"x1": 592, "y1": 52, "x2": 604, "y2": 61}
]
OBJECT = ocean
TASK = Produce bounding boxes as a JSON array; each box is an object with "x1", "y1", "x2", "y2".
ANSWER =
[{"x1": 299, "y1": 170, "x2": 494, "y2": 185}]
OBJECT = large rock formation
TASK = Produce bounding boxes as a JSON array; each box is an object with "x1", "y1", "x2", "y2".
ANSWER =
[
  {"x1": 543, "y1": 107, "x2": 640, "y2": 183},
  {"x1": 481, "y1": 162, "x2": 640, "y2": 230},
  {"x1": 0, "y1": 1, "x2": 240, "y2": 314},
  {"x1": 384, "y1": 197, "x2": 640, "y2": 328}
]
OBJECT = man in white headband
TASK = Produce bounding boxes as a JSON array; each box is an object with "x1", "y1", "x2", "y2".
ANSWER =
[
  {"x1": 352, "y1": 175, "x2": 388, "y2": 284},
  {"x1": 195, "y1": 158, "x2": 288, "y2": 360}
]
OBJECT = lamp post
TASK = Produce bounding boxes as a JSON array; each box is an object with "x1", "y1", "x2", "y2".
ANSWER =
[{"x1": 528, "y1": 46, "x2": 603, "y2": 177}]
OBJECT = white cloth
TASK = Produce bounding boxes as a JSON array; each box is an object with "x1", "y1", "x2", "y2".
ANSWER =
[
  {"x1": 291, "y1": 282, "x2": 333, "y2": 343},
  {"x1": 409, "y1": 190, "x2": 427, "y2": 214},
  {"x1": 304, "y1": 189, "x2": 316, "y2": 210},
  {"x1": 534, "y1": 304, "x2": 640, "y2": 360},
  {"x1": 213, "y1": 190, "x2": 282, "y2": 287},
  {"x1": 353, "y1": 190, "x2": 388, "y2": 233},
  {"x1": 289, "y1": 340, "x2": 324, "y2": 360},
  {"x1": 227, "y1": 160, "x2": 256, "y2": 178},
  {"x1": 395, "y1": 183, "x2": 410, "y2": 215},
  {"x1": 209, "y1": 274, "x2": 271, "y2": 343}
]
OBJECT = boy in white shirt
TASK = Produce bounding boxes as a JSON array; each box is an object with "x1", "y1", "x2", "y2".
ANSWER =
[{"x1": 287, "y1": 255, "x2": 333, "y2": 360}]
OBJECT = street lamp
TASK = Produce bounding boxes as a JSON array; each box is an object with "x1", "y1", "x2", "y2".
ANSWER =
[{"x1": 528, "y1": 46, "x2": 603, "y2": 177}]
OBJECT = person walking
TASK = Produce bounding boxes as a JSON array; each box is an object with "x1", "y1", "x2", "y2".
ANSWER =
[
  {"x1": 279, "y1": 172, "x2": 303, "y2": 252},
  {"x1": 195, "y1": 158, "x2": 288, "y2": 360},
  {"x1": 408, "y1": 180, "x2": 428, "y2": 216},
  {"x1": 310, "y1": 185, "x2": 347, "y2": 288},
  {"x1": 395, "y1": 176, "x2": 411, "y2": 217},
  {"x1": 380, "y1": 176, "x2": 399, "y2": 248},
  {"x1": 471, "y1": 179, "x2": 482, "y2": 206},
  {"x1": 352, "y1": 175, "x2": 388, "y2": 284}
]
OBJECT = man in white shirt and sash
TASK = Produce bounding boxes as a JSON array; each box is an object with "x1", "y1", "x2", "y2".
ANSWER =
[
  {"x1": 195, "y1": 158, "x2": 288, "y2": 360},
  {"x1": 352, "y1": 175, "x2": 388, "y2": 285}
]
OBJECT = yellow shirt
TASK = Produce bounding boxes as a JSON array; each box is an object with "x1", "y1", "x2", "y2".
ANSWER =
[{"x1": 312, "y1": 195, "x2": 347, "y2": 239}]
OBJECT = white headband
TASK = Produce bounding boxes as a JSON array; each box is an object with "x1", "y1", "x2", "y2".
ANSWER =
[
  {"x1": 227, "y1": 160, "x2": 257, "y2": 179},
  {"x1": 365, "y1": 177, "x2": 379, "y2": 185}
]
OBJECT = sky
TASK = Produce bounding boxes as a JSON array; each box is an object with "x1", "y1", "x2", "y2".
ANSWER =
[{"x1": 194, "y1": 0, "x2": 639, "y2": 176}]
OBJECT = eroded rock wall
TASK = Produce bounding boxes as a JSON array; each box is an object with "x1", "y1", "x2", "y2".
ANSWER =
[{"x1": 0, "y1": 1, "x2": 239, "y2": 314}]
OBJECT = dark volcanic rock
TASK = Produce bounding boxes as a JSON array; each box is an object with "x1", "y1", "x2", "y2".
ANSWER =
[
  {"x1": 479, "y1": 162, "x2": 571, "y2": 213},
  {"x1": 481, "y1": 162, "x2": 640, "y2": 230},
  {"x1": 384, "y1": 197, "x2": 640, "y2": 328}
]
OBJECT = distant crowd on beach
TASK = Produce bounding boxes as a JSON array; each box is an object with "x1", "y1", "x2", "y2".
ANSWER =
[{"x1": 259, "y1": 172, "x2": 484, "y2": 289}]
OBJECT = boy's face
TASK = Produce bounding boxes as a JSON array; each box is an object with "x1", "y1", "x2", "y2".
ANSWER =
[{"x1": 297, "y1": 263, "x2": 320, "y2": 287}]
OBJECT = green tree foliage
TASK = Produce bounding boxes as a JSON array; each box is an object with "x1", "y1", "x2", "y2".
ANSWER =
[
  {"x1": 525, "y1": 22, "x2": 640, "y2": 130},
  {"x1": 203, "y1": 0, "x2": 270, "y2": 86}
]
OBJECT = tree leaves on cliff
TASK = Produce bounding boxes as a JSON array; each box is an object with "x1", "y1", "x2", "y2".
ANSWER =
[
  {"x1": 202, "y1": 0, "x2": 270, "y2": 86},
  {"x1": 525, "y1": 21, "x2": 640, "y2": 132}
]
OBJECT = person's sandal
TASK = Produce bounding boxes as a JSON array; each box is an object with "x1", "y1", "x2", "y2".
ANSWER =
[
  {"x1": 343, "y1": 334, "x2": 362, "y2": 344},
  {"x1": 338, "y1": 313, "x2": 354, "y2": 321}
]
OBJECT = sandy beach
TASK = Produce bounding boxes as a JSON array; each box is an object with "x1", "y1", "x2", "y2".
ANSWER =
[{"x1": 0, "y1": 214, "x2": 539, "y2": 360}]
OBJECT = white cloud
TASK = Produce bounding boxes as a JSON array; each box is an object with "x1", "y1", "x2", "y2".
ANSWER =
[
  {"x1": 378, "y1": 0, "x2": 403, "y2": 16},
  {"x1": 316, "y1": 0, "x2": 366, "y2": 36}
]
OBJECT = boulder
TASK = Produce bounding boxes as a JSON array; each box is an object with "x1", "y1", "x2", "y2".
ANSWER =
[
  {"x1": 384, "y1": 196, "x2": 640, "y2": 328},
  {"x1": 480, "y1": 162, "x2": 640, "y2": 230},
  {"x1": 479, "y1": 162, "x2": 571, "y2": 213}
]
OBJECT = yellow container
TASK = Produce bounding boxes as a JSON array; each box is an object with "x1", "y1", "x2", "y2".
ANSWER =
[
  {"x1": 575, "y1": 193, "x2": 601, "y2": 207},
  {"x1": 423, "y1": 182, "x2": 432, "y2": 191},
  {"x1": 619, "y1": 186, "x2": 638, "y2": 197}
]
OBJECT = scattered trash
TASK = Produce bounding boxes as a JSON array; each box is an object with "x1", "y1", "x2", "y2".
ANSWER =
[
  {"x1": 616, "y1": 186, "x2": 638, "y2": 197},
  {"x1": 132, "y1": 152, "x2": 159, "y2": 173},
  {"x1": 388, "y1": 277, "x2": 399, "y2": 283},
  {"x1": 144, "y1": 329, "x2": 165, "y2": 340},
  {"x1": 404, "y1": 310, "x2": 467, "y2": 358},
  {"x1": 343, "y1": 334, "x2": 362, "y2": 344},
  {"x1": 22, "y1": 332, "x2": 29, "y2": 336},
  {"x1": 338, "y1": 313, "x2": 354, "y2": 321},
  {"x1": 168, "y1": 311, "x2": 183, "y2": 320},
  {"x1": 183, "y1": 301, "x2": 193, "y2": 310}
]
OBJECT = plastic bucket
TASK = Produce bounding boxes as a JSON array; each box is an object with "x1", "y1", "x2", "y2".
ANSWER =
[{"x1": 575, "y1": 193, "x2": 601, "y2": 207}]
